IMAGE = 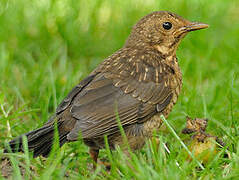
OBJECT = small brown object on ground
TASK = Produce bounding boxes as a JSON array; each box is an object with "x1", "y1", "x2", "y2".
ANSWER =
[
  {"x1": 182, "y1": 116, "x2": 225, "y2": 164},
  {"x1": 182, "y1": 116, "x2": 208, "y2": 134},
  {"x1": 4, "y1": 11, "x2": 208, "y2": 169}
]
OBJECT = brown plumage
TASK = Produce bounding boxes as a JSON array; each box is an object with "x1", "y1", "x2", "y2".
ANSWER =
[{"x1": 5, "y1": 11, "x2": 208, "y2": 168}]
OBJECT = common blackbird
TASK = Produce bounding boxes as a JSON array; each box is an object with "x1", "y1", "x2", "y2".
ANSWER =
[{"x1": 5, "y1": 11, "x2": 208, "y2": 167}]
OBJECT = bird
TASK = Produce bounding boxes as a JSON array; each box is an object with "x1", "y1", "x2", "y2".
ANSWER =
[{"x1": 4, "y1": 11, "x2": 208, "y2": 168}]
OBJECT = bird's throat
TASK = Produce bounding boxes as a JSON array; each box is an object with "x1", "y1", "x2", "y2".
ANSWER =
[{"x1": 155, "y1": 44, "x2": 176, "y2": 57}]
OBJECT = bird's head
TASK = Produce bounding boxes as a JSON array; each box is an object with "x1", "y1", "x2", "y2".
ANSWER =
[{"x1": 125, "y1": 11, "x2": 208, "y2": 56}]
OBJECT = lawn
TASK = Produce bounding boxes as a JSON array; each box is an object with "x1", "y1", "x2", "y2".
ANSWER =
[{"x1": 0, "y1": 0, "x2": 239, "y2": 179}]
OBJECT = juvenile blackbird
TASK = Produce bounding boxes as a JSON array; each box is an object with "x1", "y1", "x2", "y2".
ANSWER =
[{"x1": 5, "y1": 11, "x2": 208, "y2": 167}]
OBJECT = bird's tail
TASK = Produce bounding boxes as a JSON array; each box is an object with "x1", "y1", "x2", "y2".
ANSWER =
[{"x1": 4, "y1": 121, "x2": 68, "y2": 157}]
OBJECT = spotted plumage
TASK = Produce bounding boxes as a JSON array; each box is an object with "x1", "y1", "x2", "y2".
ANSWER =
[{"x1": 5, "y1": 11, "x2": 208, "y2": 168}]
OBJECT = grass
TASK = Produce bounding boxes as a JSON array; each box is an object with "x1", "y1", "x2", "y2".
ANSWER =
[{"x1": 0, "y1": 0, "x2": 239, "y2": 179}]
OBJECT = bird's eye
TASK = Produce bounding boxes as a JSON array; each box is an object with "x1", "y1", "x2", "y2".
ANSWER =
[{"x1": 162, "y1": 22, "x2": 172, "y2": 30}]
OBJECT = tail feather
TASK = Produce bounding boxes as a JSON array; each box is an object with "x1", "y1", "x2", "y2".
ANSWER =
[{"x1": 4, "y1": 122, "x2": 68, "y2": 157}]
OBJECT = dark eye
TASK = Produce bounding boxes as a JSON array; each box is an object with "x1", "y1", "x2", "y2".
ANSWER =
[{"x1": 162, "y1": 22, "x2": 172, "y2": 30}]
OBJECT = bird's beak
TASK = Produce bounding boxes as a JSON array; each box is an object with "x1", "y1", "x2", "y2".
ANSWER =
[{"x1": 180, "y1": 22, "x2": 209, "y2": 32}]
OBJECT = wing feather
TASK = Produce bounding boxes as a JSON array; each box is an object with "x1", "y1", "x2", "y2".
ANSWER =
[{"x1": 63, "y1": 49, "x2": 174, "y2": 140}]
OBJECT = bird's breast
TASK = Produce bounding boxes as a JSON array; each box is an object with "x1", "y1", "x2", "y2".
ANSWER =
[
  {"x1": 142, "y1": 57, "x2": 182, "y2": 137},
  {"x1": 170, "y1": 61, "x2": 182, "y2": 104}
]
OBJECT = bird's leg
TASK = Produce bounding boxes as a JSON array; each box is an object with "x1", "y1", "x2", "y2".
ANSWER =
[
  {"x1": 89, "y1": 148, "x2": 111, "y2": 170},
  {"x1": 89, "y1": 148, "x2": 99, "y2": 170}
]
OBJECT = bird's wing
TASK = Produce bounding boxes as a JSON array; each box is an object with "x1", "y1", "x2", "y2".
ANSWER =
[
  {"x1": 46, "y1": 74, "x2": 97, "y2": 124},
  {"x1": 66, "y1": 53, "x2": 174, "y2": 140},
  {"x1": 56, "y1": 74, "x2": 97, "y2": 115}
]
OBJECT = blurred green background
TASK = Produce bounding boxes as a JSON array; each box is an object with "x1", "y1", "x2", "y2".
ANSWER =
[{"x1": 0, "y1": 0, "x2": 239, "y2": 179}]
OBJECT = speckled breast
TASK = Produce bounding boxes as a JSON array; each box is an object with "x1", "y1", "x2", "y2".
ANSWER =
[{"x1": 142, "y1": 58, "x2": 182, "y2": 137}]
